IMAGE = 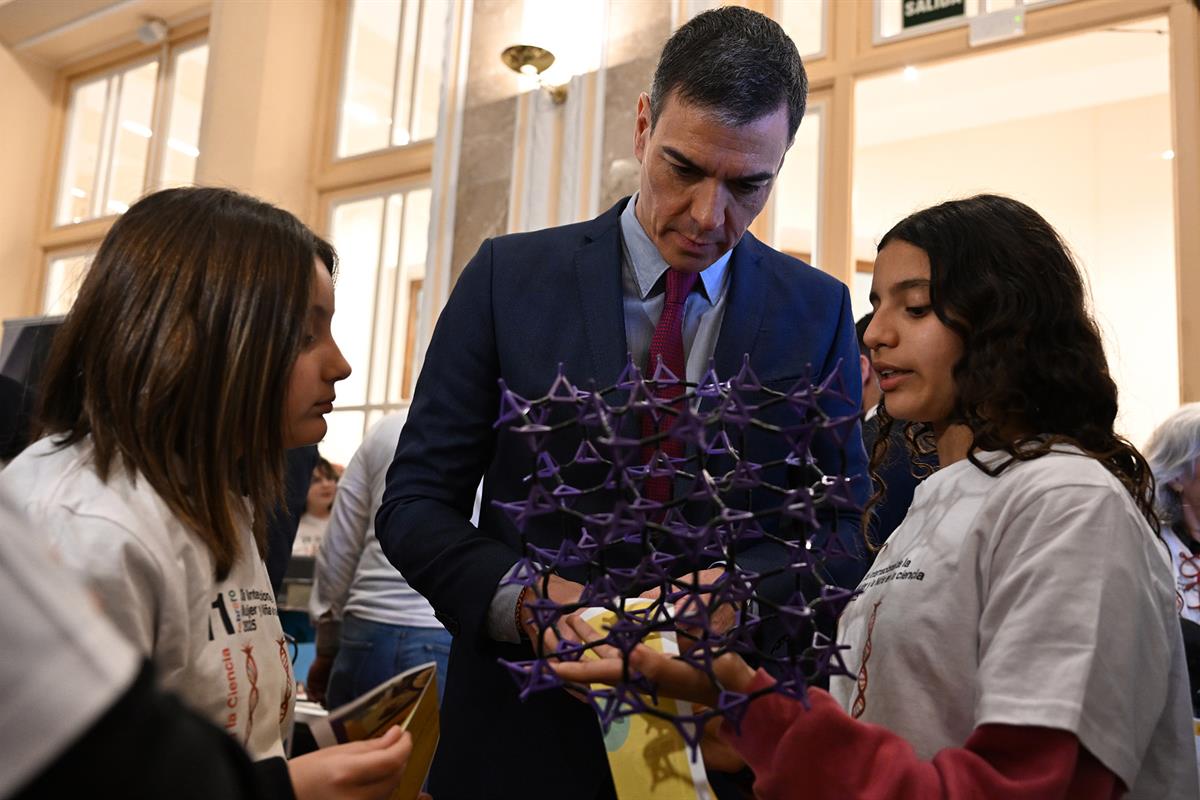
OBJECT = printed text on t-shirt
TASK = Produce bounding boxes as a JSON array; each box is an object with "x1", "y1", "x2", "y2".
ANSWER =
[{"x1": 859, "y1": 557, "x2": 925, "y2": 589}]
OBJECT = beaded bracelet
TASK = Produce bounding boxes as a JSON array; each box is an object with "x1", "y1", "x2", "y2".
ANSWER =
[{"x1": 515, "y1": 584, "x2": 532, "y2": 640}]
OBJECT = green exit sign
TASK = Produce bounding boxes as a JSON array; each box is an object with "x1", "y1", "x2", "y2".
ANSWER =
[{"x1": 903, "y1": 0, "x2": 966, "y2": 29}]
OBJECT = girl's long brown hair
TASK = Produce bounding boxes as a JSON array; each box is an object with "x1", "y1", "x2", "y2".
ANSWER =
[
  {"x1": 864, "y1": 195, "x2": 1157, "y2": 542},
  {"x1": 38, "y1": 187, "x2": 336, "y2": 579}
]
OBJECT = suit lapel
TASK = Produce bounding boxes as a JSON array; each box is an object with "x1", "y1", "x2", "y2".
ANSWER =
[
  {"x1": 574, "y1": 203, "x2": 629, "y2": 387},
  {"x1": 713, "y1": 234, "x2": 766, "y2": 379}
]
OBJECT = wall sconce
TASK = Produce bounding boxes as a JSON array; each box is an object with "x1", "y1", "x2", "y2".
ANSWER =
[{"x1": 501, "y1": 44, "x2": 567, "y2": 104}]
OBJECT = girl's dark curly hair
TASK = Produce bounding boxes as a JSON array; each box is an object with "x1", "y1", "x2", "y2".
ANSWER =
[{"x1": 864, "y1": 194, "x2": 1157, "y2": 540}]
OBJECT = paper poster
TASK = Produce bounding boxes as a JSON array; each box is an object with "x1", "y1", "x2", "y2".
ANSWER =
[{"x1": 580, "y1": 601, "x2": 714, "y2": 800}]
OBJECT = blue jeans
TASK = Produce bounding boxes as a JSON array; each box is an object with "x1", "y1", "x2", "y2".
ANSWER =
[{"x1": 326, "y1": 613, "x2": 452, "y2": 709}]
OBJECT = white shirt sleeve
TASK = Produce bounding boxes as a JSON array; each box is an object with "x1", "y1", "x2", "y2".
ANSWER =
[
  {"x1": 311, "y1": 413, "x2": 404, "y2": 622},
  {"x1": 0, "y1": 489, "x2": 141, "y2": 797},
  {"x1": 44, "y1": 507, "x2": 199, "y2": 695}
]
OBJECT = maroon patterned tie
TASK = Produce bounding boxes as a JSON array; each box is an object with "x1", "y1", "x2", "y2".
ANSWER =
[{"x1": 641, "y1": 268, "x2": 699, "y2": 506}]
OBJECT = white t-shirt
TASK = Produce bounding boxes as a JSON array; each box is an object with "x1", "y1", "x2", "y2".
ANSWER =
[
  {"x1": 0, "y1": 484, "x2": 141, "y2": 796},
  {"x1": 830, "y1": 449, "x2": 1198, "y2": 798},
  {"x1": 292, "y1": 513, "x2": 329, "y2": 557},
  {"x1": 0, "y1": 436, "x2": 295, "y2": 761},
  {"x1": 311, "y1": 410, "x2": 479, "y2": 629}
]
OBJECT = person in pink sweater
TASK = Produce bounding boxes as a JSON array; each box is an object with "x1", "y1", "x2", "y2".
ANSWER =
[{"x1": 554, "y1": 195, "x2": 1198, "y2": 799}]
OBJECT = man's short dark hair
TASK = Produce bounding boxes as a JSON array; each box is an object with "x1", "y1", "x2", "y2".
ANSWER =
[
  {"x1": 855, "y1": 312, "x2": 874, "y2": 357},
  {"x1": 650, "y1": 6, "x2": 807, "y2": 141}
]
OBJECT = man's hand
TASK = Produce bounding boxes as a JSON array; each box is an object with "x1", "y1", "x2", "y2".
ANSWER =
[
  {"x1": 306, "y1": 653, "x2": 335, "y2": 707},
  {"x1": 640, "y1": 567, "x2": 737, "y2": 641},
  {"x1": 288, "y1": 725, "x2": 411, "y2": 800},
  {"x1": 519, "y1": 573, "x2": 586, "y2": 655}
]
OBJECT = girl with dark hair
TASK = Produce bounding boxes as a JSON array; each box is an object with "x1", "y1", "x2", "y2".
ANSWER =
[
  {"x1": 553, "y1": 195, "x2": 1197, "y2": 798},
  {"x1": 0, "y1": 187, "x2": 411, "y2": 798}
]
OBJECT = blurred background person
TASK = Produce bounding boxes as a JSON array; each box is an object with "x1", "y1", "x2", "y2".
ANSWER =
[
  {"x1": 293, "y1": 455, "x2": 338, "y2": 558},
  {"x1": 1144, "y1": 402, "x2": 1200, "y2": 716},
  {"x1": 308, "y1": 411, "x2": 467, "y2": 709},
  {"x1": 265, "y1": 445, "x2": 319, "y2": 596}
]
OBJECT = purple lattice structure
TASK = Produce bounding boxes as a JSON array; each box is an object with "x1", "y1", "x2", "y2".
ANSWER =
[{"x1": 495, "y1": 355, "x2": 862, "y2": 750}]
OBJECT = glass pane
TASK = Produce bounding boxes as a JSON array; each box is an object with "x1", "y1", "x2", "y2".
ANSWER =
[
  {"x1": 391, "y1": 0, "x2": 420, "y2": 147},
  {"x1": 43, "y1": 252, "x2": 95, "y2": 315},
  {"x1": 320, "y1": 410, "x2": 366, "y2": 468},
  {"x1": 339, "y1": 0, "x2": 401, "y2": 157},
  {"x1": 56, "y1": 77, "x2": 110, "y2": 225},
  {"x1": 412, "y1": 0, "x2": 449, "y2": 141},
  {"x1": 106, "y1": 60, "x2": 159, "y2": 215},
  {"x1": 329, "y1": 195, "x2": 386, "y2": 406},
  {"x1": 368, "y1": 193, "x2": 404, "y2": 405},
  {"x1": 852, "y1": 17, "x2": 1174, "y2": 446},
  {"x1": 778, "y1": 0, "x2": 825, "y2": 58},
  {"x1": 771, "y1": 105, "x2": 822, "y2": 267},
  {"x1": 161, "y1": 43, "x2": 209, "y2": 188},
  {"x1": 389, "y1": 188, "x2": 431, "y2": 402}
]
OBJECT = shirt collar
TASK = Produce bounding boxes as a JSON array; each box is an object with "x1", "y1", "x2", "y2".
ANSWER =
[{"x1": 620, "y1": 193, "x2": 731, "y2": 304}]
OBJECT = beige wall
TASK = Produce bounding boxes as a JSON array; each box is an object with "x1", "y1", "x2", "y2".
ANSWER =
[
  {"x1": 449, "y1": 0, "x2": 523, "y2": 282},
  {"x1": 0, "y1": 48, "x2": 55, "y2": 320},
  {"x1": 195, "y1": 0, "x2": 327, "y2": 223},
  {"x1": 851, "y1": 94, "x2": 1175, "y2": 446}
]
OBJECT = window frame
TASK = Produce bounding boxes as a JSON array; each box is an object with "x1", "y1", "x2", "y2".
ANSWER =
[
  {"x1": 317, "y1": 174, "x2": 435, "y2": 429},
  {"x1": 758, "y1": 0, "x2": 1199, "y2": 406},
  {"x1": 870, "y1": 0, "x2": 1072, "y2": 46},
  {"x1": 312, "y1": 0, "x2": 443, "y2": 197},
  {"x1": 308, "y1": 0, "x2": 469, "y2": 458},
  {"x1": 34, "y1": 17, "x2": 209, "y2": 312}
]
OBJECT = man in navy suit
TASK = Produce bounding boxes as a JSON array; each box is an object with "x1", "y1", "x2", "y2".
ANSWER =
[{"x1": 377, "y1": 7, "x2": 868, "y2": 798}]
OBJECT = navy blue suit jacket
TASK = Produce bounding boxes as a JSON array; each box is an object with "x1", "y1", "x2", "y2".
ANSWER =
[{"x1": 377, "y1": 198, "x2": 868, "y2": 799}]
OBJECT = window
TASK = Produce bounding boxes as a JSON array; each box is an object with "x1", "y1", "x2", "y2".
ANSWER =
[
  {"x1": 42, "y1": 250, "x2": 96, "y2": 315},
  {"x1": 312, "y1": 0, "x2": 464, "y2": 462},
  {"x1": 336, "y1": 0, "x2": 449, "y2": 158},
  {"x1": 56, "y1": 58, "x2": 159, "y2": 224},
  {"x1": 852, "y1": 16, "x2": 1175, "y2": 445},
  {"x1": 159, "y1": 42, "x2": 209, "y2": 189},
  {"x1": 320, "y1": 184, "x2": 432, "y2": 465},
  {"x1": 769, "y1": 101, "x2": 825, "y2": 267},
  {"x1": 54, "y1": 39, "x2": 209, "y2": 226},
  {"x1": 778, "y1": 0, "x2": 828, "y2": 60},
  {"x1": 40, "y1": 26, "x2": 209, "y2": 317}
]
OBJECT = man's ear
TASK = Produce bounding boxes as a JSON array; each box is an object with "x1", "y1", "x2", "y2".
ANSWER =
[
  {"x1": 633, "y1": 92, "x2": 652, "y2": 164},
  {"x1": 859, "y1": 353, "x2": 872, "y2": 388},
  {"x1": 1169, "y1": 479, "x2": 1183, "y2": 492}
]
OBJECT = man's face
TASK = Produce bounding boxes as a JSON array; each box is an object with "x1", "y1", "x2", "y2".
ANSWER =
[{"x1": 633, "y1": 91, "x2": 790, "y2": 272}]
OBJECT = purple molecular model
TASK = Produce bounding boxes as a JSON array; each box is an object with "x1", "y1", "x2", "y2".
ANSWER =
[{"x1": 494, "y1": 355, "x2": 863, "y2": 752}]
